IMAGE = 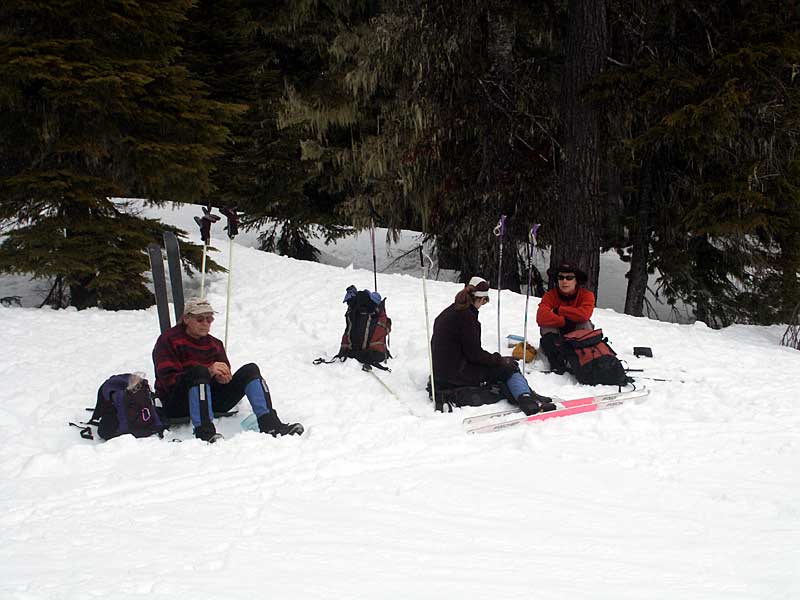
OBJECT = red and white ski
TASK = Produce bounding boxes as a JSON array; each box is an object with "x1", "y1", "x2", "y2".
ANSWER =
[{"x1": 464, "y1": 389, "x2": 650, "y2": 434}]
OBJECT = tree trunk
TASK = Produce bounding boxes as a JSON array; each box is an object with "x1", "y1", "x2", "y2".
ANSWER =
[
  {"x1": 624, "y1": 159, "x2": 653, "y2": 317},
  {"x1": 551, "y1": 0, "x2": 608, "y2": 297}
]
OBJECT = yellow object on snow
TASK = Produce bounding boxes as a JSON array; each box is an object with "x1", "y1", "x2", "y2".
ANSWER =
[{"x1": 511, "y1": 342, "x2": 536, "y2": 363}]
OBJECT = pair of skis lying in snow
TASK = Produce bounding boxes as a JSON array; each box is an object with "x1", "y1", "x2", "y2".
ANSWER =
[{"x1": 463, "y1": 388, "x2": 650, "y2": 434}]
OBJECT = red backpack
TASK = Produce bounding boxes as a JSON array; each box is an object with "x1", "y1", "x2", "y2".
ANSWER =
[
  {"x1": 561, "y1": 329, "x2": 629, "y2": 386},
  {"x1": 337, "y1": 288, "x2": 392, "y2": 367}
]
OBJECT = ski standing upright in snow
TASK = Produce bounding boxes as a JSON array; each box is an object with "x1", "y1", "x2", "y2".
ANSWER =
[
  {"x1": 148, "y1": 243, "x2": 171, "y2": 334},
  {"x1": 163, "y1": 231, "x2": 184, "y2": 322}
]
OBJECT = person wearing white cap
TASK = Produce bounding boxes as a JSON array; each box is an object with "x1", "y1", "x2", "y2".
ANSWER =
[
  {"x1": 430, "y1": 277, "x2": 555, "y2": 415},
  {"x1": 152, "y1": 297, "x2": 303, "y2": 442}
]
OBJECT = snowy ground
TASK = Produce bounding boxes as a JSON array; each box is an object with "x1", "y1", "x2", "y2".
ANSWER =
[{"x1": 1, "y1": 204, "x2": 798, "y2": 599}]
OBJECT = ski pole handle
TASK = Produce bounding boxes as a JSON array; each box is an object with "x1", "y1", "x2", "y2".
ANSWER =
[
  {"x1": 220, "y1": 206, "x2": 239, "y2": 239},
  {"x1": 493, "y1": 215, "x2": 507, "y2": 237}
]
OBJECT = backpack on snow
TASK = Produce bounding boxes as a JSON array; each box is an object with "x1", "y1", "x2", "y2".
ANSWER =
[
  {"x1": 72, "y1": 373, "x2": 166, "y2": 440},
  {"x1": 427, "y1": 380, "x2": 510, "y2": 413},
  {"x1": 337, "y1": 286, "x2": 392, "y2": 367},
  {"x1": 315, "y1": 285, "x2": 392, "y2": 369},
  {"x1": 560, "y1": 329, "x2": 629, "y2": 387}
]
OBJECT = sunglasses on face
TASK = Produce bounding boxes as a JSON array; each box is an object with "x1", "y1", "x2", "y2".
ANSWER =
[
  {"x1": 191, "y1": 315, "x2": 215, "y2": 323},
  {"x1": 557, "y1": 275, "x2": 576, "y2": 281}
]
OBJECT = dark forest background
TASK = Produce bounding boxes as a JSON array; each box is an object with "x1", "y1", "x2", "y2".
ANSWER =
[{"x1": 1, "y1": 0, "x2": 799, "y2": 327}]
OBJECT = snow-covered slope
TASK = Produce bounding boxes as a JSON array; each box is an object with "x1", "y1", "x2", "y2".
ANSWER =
[{"x1": 0, "y1": 205, "x2": 797, "y2": 599}]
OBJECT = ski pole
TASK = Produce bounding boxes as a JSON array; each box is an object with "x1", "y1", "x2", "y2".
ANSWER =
[
  {"x1": 194, "y1": 205, "x2": 220, "y2": 298},
  {"x1": 220, "y1": 206, "x2": 239, "y2": 347},
  {"x1": 420, "y1": 245, "x2": 436, "y2": 405},
  {"x1": 493, "y1": 215, "x2": 507, "y2": 352},
  {"x1": 521, "y1": 224, "x2": 540, "y2": 373},
  {"x1": 370, "y1": 216, "x2": 378, "y2": 292}
]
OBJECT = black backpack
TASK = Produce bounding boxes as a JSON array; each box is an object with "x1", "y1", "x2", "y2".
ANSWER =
[
  {"x1": 73, "y1": 373, "x2": 166, "y2": 440},
  {"x1": 428, "y1": 381, "x2": 509, "y2": 413},
  {"x1": 337, "y1": 286, "x2": 392, "y2": 366},
  {"x1": 560, "y1": 329, "x2": 629, "y2": 386}
]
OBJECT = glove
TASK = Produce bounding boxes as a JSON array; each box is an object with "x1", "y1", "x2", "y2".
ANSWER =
[{"x1": 500, "y1": 356, "x2": 518, "y2": 368}]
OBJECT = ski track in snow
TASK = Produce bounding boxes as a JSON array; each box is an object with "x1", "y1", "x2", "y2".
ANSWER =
[{"x1": 1, "y1": 204, "x2": 798, "y2": 599}]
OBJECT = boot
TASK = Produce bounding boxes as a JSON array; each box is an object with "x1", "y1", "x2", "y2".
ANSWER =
[
  {"x1": 516, "y1": 394, "x2": 541, "y2": 416},
  {"x1": 194, "y1": 422, "x2": 223, "y2": 443},
  {"x1": 257, "y1": 410, "x2": 304, "y2": 437},
  {"x1": 516, "y1": 392, "x2": 557, "y2": 416}
]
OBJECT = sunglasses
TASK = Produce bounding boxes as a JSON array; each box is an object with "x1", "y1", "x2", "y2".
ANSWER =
[
  {"x1": 557, "y1": 275, "x2": 576, "y2": 281},
  {"x1": 191, "y1": 314, "x2": 215, "y2": 323}
]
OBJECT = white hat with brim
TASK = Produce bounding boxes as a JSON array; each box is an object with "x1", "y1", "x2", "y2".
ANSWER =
[{"x1": 183, "y1": 298, "x2": 216, "y2": 316}]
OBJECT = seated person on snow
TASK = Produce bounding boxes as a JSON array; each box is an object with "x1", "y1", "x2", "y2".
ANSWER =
[
  {"x1": 152, "y1": 297, "x2": 303, "y2": 443},
  {"x1": 431, "y1": 276, "x2": 555, "y2": 415},
  {"x1": 536, "y1": 261, "x2": 595, "y2": 374}
]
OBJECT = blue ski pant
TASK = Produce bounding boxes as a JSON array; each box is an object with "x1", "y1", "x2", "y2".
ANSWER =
[{"x1": 162, "y1": 363, "x2": 273, "y2": 427}]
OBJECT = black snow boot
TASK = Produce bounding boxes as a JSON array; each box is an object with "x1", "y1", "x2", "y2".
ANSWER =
[
  {"x1": 194, "y1": 422, "x2": 223, "y2": 443},
  {"x1": 257, "y1": 411, "x2": 304, "y2": 437},
  {"x1": 516, "y1": 392, "x2": 557, "y2": 416}
]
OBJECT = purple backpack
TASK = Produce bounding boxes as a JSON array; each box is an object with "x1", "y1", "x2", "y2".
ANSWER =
[{"x1": 87, "y1": 374, "x2": 165, "y2": 440}]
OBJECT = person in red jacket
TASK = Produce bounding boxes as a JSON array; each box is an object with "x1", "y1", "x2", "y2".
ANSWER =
[
  {"x1": 152, "y1": 297, "x2": 303, "y2": 442},
  {"x1": 536, "y1": 261, "x2": 595, "y2": 373}
]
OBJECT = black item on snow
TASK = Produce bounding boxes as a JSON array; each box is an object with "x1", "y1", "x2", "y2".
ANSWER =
[
  {"x1": 163, "y1": 231, "x2": 184, "y2": 321},
  {"x1": 560, "y1": 328, "x2": 630, "y2": 386},
  {"x1": 257, "y1": 411, "x2": 304, "y2": 436},
  {"x1": 148, "y1": 243, "x2": 171, "y2": 333},
  {"x1": 72, "y1": 374, "x2": 166, "y2": 441},
  {"x1": 427, "y1": 380, "x2": 510, "y2": 413},
  {"x1": 633, "y1": 346, "x2": 653, "y2": 358}
]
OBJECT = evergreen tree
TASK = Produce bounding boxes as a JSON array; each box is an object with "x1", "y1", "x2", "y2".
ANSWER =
[
  {"x1": 279, "y1": 0, "x2": 563, "y2": 290},
  {"x1": 178, "y1": 0, "x2": 356, "y2": 261},
  {"x1": 0, "y1": 0, "x2": 234, "y2": 309},
  {"x1": 601, "y1": 0, "x2": 800, "y2": 324}
]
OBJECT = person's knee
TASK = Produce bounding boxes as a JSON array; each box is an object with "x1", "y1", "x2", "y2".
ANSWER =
[
  {"x1": 238, "y1": 362, "x2": 262, "y2": 382},
  {"x1": 539, "y1": 332, "x2": 560, "y2": 351}
]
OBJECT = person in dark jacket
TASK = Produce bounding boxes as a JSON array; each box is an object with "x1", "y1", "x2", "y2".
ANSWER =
[
  {"x1": 536, "y1": 261, "x2": 595, "y2": 373},
  {"x1": 153, "y1": 297, "x2": 303, "y2": 442},
  {"x1": 431, "y1": 277, "x2": 554, "y2": 415}
]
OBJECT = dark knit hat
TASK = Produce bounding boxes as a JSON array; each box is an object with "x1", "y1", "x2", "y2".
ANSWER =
[{"x1": 547, "y1": 261, "x2": 588, "y2": 285}]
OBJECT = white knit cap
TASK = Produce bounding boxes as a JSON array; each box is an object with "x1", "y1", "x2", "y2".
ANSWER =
[{"x1": 468, "y1": 276, "x2": 490, "y2": 297}]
